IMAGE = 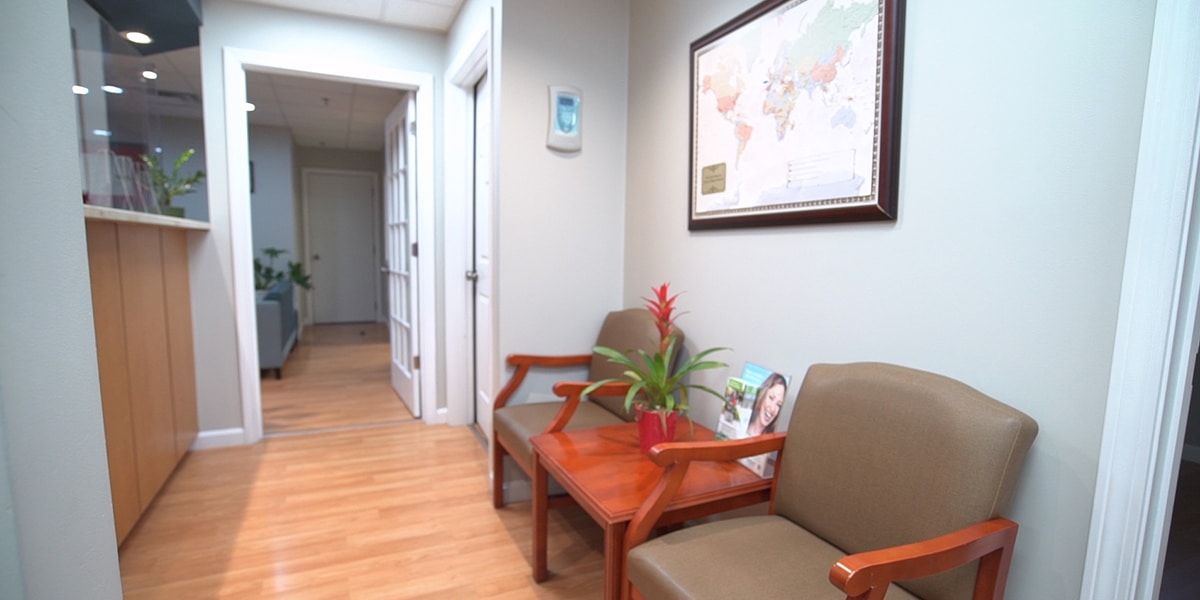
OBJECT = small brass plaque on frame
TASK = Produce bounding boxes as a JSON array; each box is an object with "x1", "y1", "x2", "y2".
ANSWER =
[{"x1": 701, "y1": 163, "x2": 726, "y2": 195}]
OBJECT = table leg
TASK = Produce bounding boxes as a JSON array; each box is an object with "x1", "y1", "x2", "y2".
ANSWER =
[
  {"x1": 603, "y1": 521, "x2": 628, "y2": 600},
  {"x1": 532, "y1": 452, "x2": 549, "y2": 583}
]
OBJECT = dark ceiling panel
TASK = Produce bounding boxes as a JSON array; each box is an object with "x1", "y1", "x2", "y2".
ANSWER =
[{"x1": 84, "y1": 0, "x2": 202, "y2": 55}]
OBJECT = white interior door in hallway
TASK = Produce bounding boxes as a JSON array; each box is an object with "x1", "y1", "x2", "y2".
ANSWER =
[
  {"x1": 304, "y1": 170, "x2": 379, "y2": 324},
  {"x1": 472, "y1": 71, "x2": 495, "y2": 438},
  {"x1": 384, "y1": 95, "x2": 421, "y2": 418}
]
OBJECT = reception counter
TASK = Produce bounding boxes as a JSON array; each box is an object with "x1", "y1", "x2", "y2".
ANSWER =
[{"x1": 84, "y1": 206, "x2": 207, "y2": 543}]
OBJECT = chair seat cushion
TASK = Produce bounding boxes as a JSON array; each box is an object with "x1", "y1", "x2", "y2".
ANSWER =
[
  {"x1": 627, "y1": 515, "x2": 920, "y2": 600},
  {"x1": 494, "y1": 400, "x2": 626, "y2": 468}
]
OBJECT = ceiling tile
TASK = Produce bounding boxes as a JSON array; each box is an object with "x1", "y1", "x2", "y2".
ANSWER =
[
  {"x1": 350, "y1": 94, "x2": 404, "y2": 112},
  {"x1": 348, "y1": 121, "x2": 383, "y2": 136},
  {"x1": 381, "y1": 0, "x2": 457, "y2": 31},
  {"x1": 234, "y1": 0, "x2": 385, "y2": 22},
  {"x1": 346, "y1": 135, "x2": 385, "y2": 151},
  {"x1": 353, "y1": 85, "x2": 408, "y2": 100}
]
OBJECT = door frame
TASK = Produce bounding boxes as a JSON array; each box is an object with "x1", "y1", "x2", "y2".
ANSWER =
[
  {"x1": 1081, "y1": 0, "x2": 1200, "y2": 596},
  {"x1": 222, "y1": 47, "x2": 440, "y2": 444},
  {"x1": 300, "y1": 168, "x2": 382, "y2": 325},
  {"x1": 444, "y1": 29, "x2": 493, "y2": 427}
]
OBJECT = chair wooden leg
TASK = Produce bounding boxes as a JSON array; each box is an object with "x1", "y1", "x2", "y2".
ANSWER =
[
  {"x1": 492, "y1": 439, "x2": 507, "y2": 508},
  {"x1": 972, "y1": 545, "x2": 1014, "y2": 600}
]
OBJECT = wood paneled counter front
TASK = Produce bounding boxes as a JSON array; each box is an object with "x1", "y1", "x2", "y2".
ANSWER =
[{"x1": 85, "y1": 207, "x2": 206, "y2": 544}]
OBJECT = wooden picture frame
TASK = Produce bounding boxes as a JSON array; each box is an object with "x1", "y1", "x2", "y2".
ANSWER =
[{"x1": 688, "y1": 0, "x2": 906, "y2": 230}]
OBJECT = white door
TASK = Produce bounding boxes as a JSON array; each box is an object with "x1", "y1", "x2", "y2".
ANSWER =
[
  {"x1": 472, "y1": 73, "x2": 495, "y2": 437},
  {"x1": 307, "y1": 171, "x2": 378, "y2": 323},
  {"x1": 385, "y1": 95, "x2": 421, "y2": 417}
]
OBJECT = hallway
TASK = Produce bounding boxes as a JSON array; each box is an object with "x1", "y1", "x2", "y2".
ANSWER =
[
  {"x1": 118, "y1": 320, "x2": 604, "y2": 597},
  {"x1": 261, "y1": 323, "x2": 415, "y2": 435}
]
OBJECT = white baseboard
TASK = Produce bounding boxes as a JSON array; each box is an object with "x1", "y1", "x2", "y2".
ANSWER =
[
  {"x1": 1183, "y1": 443, "x2": 1200, "y2": 464},
  {"x1": 191, "y1": 427, "x2": 247, "y2": 450}
]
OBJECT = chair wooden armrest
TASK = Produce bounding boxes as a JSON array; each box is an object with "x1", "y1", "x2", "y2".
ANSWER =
[
  {"x1": 493, "y1": 353, "x2": 593, "y2": 410},
  {"x1": 545, "y1": 381, "x2": 632, "y2": 433},
  {"x1": 624, "y1": 433, "x2": 787, "y2": 554},
  {"x1": 830, "y1": 517, "x2": 1019, "y2": 600}
]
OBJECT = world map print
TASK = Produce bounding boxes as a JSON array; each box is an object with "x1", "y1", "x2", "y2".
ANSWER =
[{"x1": 693, "y1": 0, "x2": 882, "y2": 218}]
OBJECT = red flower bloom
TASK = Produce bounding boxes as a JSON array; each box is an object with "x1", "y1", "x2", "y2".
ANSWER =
[{"x1": 643, "y1": 283, "x2": 682, "y2": 353}]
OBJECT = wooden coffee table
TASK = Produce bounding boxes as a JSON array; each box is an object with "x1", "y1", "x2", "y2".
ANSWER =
[{"x1": 530, "y1": 421, "x2": 772, "y2": 600}]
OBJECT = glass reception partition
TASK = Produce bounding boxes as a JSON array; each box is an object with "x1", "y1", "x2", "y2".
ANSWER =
[{"x1": 68, "y1": 0, "x2": 208, "y2": 220}]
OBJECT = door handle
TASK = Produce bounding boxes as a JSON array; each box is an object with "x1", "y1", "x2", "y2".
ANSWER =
[{"x1": 465, "y1": 270, "x2": 479, "y2": 282}]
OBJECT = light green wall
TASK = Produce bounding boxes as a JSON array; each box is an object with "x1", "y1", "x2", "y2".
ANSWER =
[
  {"x1": 624, "y1": 0, "x2": 1155, "y2": 597},
  {"x1": 0, "y1": 412, "x2": 24, "y2": 599},
  {"x1": 249, "y1": 124, "x2": 297, "y2": 260},
  {"x1": 0, "y1": 0, "x2": 122, "y2": 597}
]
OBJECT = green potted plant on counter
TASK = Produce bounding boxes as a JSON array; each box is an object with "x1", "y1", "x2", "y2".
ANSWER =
[{"x1": 141, "y1": 148, "x2": 205, "y2": 218}]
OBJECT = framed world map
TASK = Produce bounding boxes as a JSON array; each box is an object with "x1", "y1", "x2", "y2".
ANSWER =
[{"x1": 688, "y1": 0, "x2": 906, "y2": 230}]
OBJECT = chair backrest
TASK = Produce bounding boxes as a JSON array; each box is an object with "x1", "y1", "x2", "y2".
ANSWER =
[
  {"x1": 774, "y1": 362, "x2": 1037, "y2": 600},
  {"x1": 587, "y1": 308, "x2": 685, "y2": 421}
]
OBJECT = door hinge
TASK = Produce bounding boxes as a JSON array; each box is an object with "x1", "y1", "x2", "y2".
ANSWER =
[
  {"x1": 409, "y1": 121, "x2": 416, "y2": 135},
  {"x1": 413, "y1": 355, "x2": 421, "y2": 370},
  {"x1": 411, "y1": 242, "x2": 418, "y2": 257}
]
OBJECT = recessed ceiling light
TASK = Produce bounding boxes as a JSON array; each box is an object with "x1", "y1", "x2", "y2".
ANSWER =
[
  {"x1": 92, "y1": 129, "x2": 113, "y2": 137},
  {"x1": 123, "y1": 31, "x2": 152, "y2": 45},
  {"x1": 72, "y1": 85, "x2": 89, "y2": 95},
  {"x1": 245, "y1": 102, "x2": 256, "y2": 112},
  {"x1": 142, "y1": 70, "x2": 158, "y2": 80},
  {"x1": 101, "y1": 85, "x2": 124, "y2": 94}
]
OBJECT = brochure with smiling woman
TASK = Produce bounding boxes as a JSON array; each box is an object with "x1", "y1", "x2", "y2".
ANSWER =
[{"x1": 715, "y1": 362, "x2": 793, "y2": 478}]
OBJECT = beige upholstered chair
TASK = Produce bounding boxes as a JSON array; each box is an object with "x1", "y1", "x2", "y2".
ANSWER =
[
  {"x1": 624, "y1": 362, "x2": 1038, "y2": 600},
  {"x1": 492, "y1": 308, "x2": 682, "y2": 507}
]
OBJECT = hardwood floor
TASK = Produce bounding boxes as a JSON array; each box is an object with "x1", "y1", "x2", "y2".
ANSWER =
[
  {"x1": 119, "y1": 424, "x2": 604, "y2": 598},
  {"x1": 119, "y1": 322, "x2": 605, "y2": 598},
  {"x1": 262, "y1": 323, "x2": 415, "y2": 435}
]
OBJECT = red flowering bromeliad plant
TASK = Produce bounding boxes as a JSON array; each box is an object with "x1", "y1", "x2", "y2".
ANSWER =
[{"x1": 582, "y1": 283, "x2": 729, "y2": 422}]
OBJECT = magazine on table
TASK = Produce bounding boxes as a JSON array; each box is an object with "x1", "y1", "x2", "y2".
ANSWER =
[{"x1": 715, "y1": 362, "x2": 792, "y2": 478}]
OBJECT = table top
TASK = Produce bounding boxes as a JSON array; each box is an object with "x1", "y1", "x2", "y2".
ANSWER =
[{"x1": 530, "y1": 421, "x2": 773, "y2": 525}]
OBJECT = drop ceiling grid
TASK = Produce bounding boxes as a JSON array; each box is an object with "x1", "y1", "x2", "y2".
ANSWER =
[
  {"x1": 108, "y1": 0, "x2": 459, "y2": 151},
  {"x1": 230, "y1": 0, "x2": 465, "y2": 32}
]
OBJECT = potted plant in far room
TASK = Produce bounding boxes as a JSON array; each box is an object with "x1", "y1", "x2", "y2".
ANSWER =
[
  {"x1": 141, "y1": 148, "x2": 205, "y2": 218},
  {"x1": 583, "y1": 283, "x2": 728, "y2": 453},
  {"x1": 254, "y1": 247, "x2": 313, "y2": 293}
]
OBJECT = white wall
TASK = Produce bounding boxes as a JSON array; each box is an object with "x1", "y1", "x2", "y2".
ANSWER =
[
  {"x1": 293, "y1": 146, "x2": 383, "y2": 174},
  {"x1": 625, "y1": 1, "x2": 1154, "y2": 598},
  {"x1": 0, "y1": 0, "x2": 122, "y2": 597},
  {"x1": 249, "y1": 124, "x2": 295, "y2": 259},
  {"x1": 291, "y1": 146, "x2": 384, "y2": 263},
  {"x1": 292, "y1": 145, "x2": 384, "y2": 324},
  {"x1": 195, "y1": 0, "x2": 446, "y2": 432},
  {"x1": 495, "y1": 0, "x2": 631, "y2": 364}
]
